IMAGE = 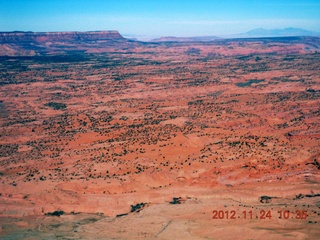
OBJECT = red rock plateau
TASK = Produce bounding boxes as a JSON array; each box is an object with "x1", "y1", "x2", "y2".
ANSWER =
[{"x1": 0, "y1": 31, "x2": 320, "y2": 239}]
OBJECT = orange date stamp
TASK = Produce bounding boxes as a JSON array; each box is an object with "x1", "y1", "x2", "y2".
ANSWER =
[{"x1": 212, "y1": 210, "x2": 308, "y2": 220}]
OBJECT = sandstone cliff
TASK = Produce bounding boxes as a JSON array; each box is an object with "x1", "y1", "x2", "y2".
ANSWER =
[
  {"x1": 0, "y1": 31, "x2": 124, "y2": 43},
  {"x1": 0, "y1": 31, "x2": 129, "y2": 56}
]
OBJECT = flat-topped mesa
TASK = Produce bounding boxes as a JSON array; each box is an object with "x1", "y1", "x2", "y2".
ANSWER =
[{"x1": 0, "y1": 30, "x2": 124, "y2": 43}]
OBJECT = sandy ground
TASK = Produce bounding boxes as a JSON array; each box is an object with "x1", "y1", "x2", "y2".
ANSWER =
[{"x1": 0, "y1": 37, "x2": 319, "y2": 239}]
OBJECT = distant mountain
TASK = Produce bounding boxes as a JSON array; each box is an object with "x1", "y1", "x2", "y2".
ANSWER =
[
  {"x1": 149, "y1": 28, "x2": 319, "y2": 42},
  {"x1": 233, "y1": 28, "x2": 320, "y2": 38},
  {"x1": 150, "y1": 36, "x2": 220, "y2": 42}
]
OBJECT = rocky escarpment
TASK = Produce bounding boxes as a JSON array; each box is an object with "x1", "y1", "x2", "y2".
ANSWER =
[
  {"x1": 0, "y1": 31, "x2": 131, "y2": 56},
  {"x1": 0, "y1": 31, "x2": 124, "y2": 43}
]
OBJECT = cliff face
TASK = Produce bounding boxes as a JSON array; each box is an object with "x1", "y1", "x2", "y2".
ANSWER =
[
  {"x1": 0, "y1": 31, "x2": 124, "y2": 43},
  {"x1": 0, "y1": 31, "x2": 131, "y2": 56}
]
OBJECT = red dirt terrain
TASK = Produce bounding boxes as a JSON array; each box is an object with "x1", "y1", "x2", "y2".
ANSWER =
[{"x1": 0, "y1": 31, "x2": 319, "y2": 239}]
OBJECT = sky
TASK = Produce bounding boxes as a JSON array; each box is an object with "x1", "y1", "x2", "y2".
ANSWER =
[{"x1": 0, "y1": 0, "x2": 319, "y2": 37}]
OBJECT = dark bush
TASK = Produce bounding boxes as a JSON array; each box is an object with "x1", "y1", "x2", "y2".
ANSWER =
[
  {"x1": 46, "y1": 210, "x2": 65, "y2": 217},
  {"x1": 236, "y1": 79, "x2": 264, "y2": 87},
  {"x1": 130, "y1": 202, "x2": 146, "y2": 212},
  {"x1": 169, "y1": 197, "x2": 182, "y2": 204},
  {"x1": 44, "y1": 102, "x2": 67, "y2": 110}
]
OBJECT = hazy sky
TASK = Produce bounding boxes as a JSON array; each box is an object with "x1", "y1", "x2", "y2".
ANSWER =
[{"x1": 1, "y1": 0, "x2": 319, "y2": 37}]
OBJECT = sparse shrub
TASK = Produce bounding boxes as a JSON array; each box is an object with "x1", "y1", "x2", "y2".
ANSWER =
[
  {"x1": 45, "y1": 210, "x2": 65, "y2": 217},
  {"x1": 130, "y1": 202, "x2": 146, "y2": 212},
  {"x1": 169, "y1": 197, "x2": 182, "y2": 204},
  {"x1": 185, "y1": 47, "x2": 200, "y2": 55},
  {"x1": 259, "y1": 196, "x2": 272, "y2": 203},
  {"x1": 44, "y1": 102, "x2": 67, "y2": 110}
]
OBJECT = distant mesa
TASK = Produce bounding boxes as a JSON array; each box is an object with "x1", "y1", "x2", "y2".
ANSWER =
[
  {"x1": 0, "y1": 30, "x2": 130, "y2": 56},
  {"x1": 0, "y1": 28, "x2": 319, "y2": 56},
  {"x1": 0, "y1": 30, "x2": 124, "y2": 43}
]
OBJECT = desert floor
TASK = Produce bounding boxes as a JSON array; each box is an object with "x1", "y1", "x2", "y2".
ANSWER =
[{"x1": 0, "y1": 38, "x2": 319, "y2": 239}]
